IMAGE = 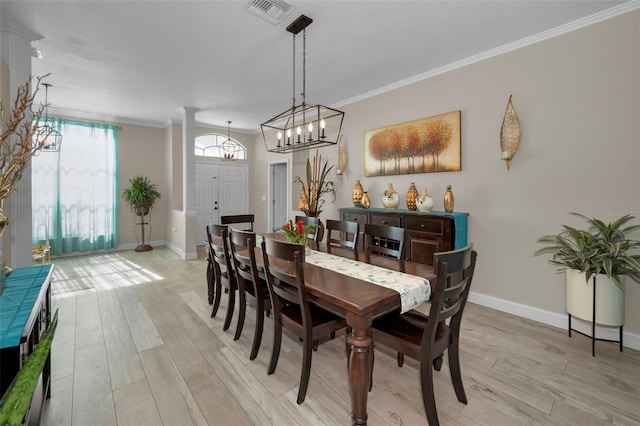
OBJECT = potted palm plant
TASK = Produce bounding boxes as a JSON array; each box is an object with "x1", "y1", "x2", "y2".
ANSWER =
[
  {"x1": 122, "y1": 175, "x2": 161, "y2": 216},
  {"x1": 535, "y1": 213, "x2": 640, "y2": 329}
]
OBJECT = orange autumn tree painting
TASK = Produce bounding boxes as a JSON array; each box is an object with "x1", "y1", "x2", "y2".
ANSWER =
[{"x1": 364, "y1": 110, "x2": 461, "y2": 176}]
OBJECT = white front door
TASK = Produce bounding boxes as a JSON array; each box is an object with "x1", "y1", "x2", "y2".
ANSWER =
[
  {"x1": 195, "y1": 162, "x2": 248, "y2": 244},
  {"x1": 195, "y1": 162, "x2": 219, "y2": 245},
  {"x1": 218, "y1": 164, "x2": 248, "y2": 217}
]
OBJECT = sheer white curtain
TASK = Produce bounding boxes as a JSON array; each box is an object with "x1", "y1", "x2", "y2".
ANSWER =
[{"x1": 32, "y1": 119, "x2": 118, "y2": 254}]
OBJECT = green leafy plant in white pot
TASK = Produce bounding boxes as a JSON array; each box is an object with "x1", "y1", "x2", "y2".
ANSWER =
[{"x1": 535, "y1": 213, "x2": 640, "y2": 329}]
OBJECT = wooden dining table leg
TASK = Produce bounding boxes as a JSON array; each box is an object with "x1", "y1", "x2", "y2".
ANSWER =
[{"x1": 346, "y1": 313, "x2": 373, "y2": 426}]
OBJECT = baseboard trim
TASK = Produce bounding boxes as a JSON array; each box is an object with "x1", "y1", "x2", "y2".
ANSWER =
[{"x1": 468, "y1": 291, "x2": 640, "y2": 351}]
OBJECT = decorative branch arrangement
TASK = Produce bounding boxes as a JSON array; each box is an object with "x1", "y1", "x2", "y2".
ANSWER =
[
  {"x1": 294, "y1": 149, "x2": 336, "y2": 217},
  {"x1": 0, "y1": 75, "x2": 52, "y2": 202}
]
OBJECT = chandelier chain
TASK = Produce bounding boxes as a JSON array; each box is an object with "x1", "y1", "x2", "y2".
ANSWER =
[
  {"x1": 302, "y1": 27, "x2": 306, "y2": 106},
  {"x1": 292, "y1": 33, "x2": 296, "y2": 110}
]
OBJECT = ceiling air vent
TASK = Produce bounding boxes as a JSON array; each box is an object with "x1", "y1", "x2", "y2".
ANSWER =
[{"x1": 243, "y1": 0, "x2": 295, "y2": 26}]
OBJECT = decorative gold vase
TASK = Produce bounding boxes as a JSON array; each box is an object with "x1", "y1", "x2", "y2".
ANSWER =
[
  {"x1": 444, "y1": 185, "x2": 454, "y2": 213},
  {"x1": 361, "y1": 192, "x2": 371, "y2": 209},
  {"x1": 406, "y1": 182, "x2": 419, "y2": 211},
  {"x1": 352, "y1": 180, "x2": 364, "y2": 207},
  {"x1": 381, "y1": 183, "x2": 400, "y2": 209}
]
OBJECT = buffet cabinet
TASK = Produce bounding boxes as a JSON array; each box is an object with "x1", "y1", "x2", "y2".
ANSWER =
[
  {"x1": 338, "y1": 208, "x2": 468, "y2": 266},
  {"x1": 0, "y1": 265, "x2": 54, "y2": 426}
]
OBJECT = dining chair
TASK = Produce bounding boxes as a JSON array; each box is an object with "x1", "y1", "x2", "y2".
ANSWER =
[
  {"x1": 261, "y1": 237, "x2": 347, "y2": 404},
  {"x1": 294, "y1": 215, "x2": 322, "y2": 242},
  {"x1": 363, "y1": 223, "x2": 406, "y2": 270},
  {"x1": 371, "y1": 245, "x2": 477, "y2": 425},
  {"x1": 221, "y1": 214, "x2": 255, "y2": 231},
  {"x1": 207, "y1": 224, "x2": 238, "y2": 332},
  {"x1": 229, "y1": 229, "x2": 272, "y2": 360},
  {"x1": 325, "y1": 219, "x2": 359, "y2": 253}
]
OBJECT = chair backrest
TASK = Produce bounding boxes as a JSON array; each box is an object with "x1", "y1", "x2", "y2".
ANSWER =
[
  {"x1": 294, "y1": 215, "x2": 322, "y2": 241},
  {"x1": 207, "y1": 224, "x2": 234, "y2": 284},
  {"x1": 325, "y1": 219, "x2": 359, "y2": 252},
  {"x1": 261, "y1": 237, "x2": 311, "y2": 320},
  {"x1": 424, "y1": 245, "x2": 477, "y2": 347},
  {"x1": 228, "y1": 228, "x2": 262, "y2": 291},
  {"x1": 221, "y1": 214, "x2": 255, "y2": 231},
  {"x1": 363, "y1": 223, "x2": 405, "y2": 261}
]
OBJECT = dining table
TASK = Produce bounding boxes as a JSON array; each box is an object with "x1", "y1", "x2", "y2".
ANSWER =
[{"x1": 224, "y1": 232, "x2": 436, "y2": 425}]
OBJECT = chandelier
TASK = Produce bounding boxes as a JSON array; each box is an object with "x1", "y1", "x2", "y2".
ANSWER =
[
  {"x1": 221, "y1": 120, "x2": 238, "y2": 161},
  {"x1": 261, "y1": 15, "x2": 344, "y2": 154},
  {"x1": 34, "y1": 83, "x2": 62, "y2": 152}
]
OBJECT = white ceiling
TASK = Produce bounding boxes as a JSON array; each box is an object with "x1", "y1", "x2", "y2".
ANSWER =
[{"x1": 1, "y1": 0, "x2": 633, "y2": 133}]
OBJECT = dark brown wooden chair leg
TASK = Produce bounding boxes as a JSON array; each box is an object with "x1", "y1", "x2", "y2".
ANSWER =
[
  {"x1": 207, "y1": 260, "x2": 214, "y2": 305},
  {"x1": 433, "y1": 355, "x2": 443, "y2": 372},
  {"x1": 297, "y1": 336, "x2": 313, "y2": 404},
  {"x1": 420, "y1": 361, "x2": 439, "y2": 426},
  {"x1": 268, "y1": 312, "x2": 282, "y2": 375},
  {"x1": 448, "y1": 340, "x2": 467, "y2": 403},
  {"x1": 234, "y1": 288, "x2": 247, "y2": 340},
  {"x1": 250, "y1": 299, "x2": 265, "y2": 360},
  {"x1": 210, "y1": 275, "x2": 222, "y2": 317},
  {"x1": 222, "y1": 290, "x2": 235, "y2": 331}
]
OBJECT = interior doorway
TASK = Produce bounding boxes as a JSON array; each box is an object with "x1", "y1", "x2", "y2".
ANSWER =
[{"x1": 268, "y1": 160, "x2": 289, "y2": 233}]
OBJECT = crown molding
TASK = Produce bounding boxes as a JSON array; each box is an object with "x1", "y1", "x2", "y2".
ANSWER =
[
  {"x1": 0, "y1": 20, "x2": 43, "y2": 41},
  {"x1": 48, "y1": 106, "x2": 170, "y2": 128},
  {"x1": 335, "y1": 0, "x2": 640, "y2": 108}
]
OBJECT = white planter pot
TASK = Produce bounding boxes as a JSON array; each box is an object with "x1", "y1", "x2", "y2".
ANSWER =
[{"x1": 565, "y1": 269, "x2": 625, "y2": 327}]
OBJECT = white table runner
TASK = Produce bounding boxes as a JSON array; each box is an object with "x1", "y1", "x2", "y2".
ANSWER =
[{"x1": 306, "y1": 249, "x2": 430, "y2": 313}]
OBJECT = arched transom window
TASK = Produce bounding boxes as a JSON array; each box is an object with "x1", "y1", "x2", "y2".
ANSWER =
[{"x1": 195, "y1": 133, "x2": 247, "y2": 160}]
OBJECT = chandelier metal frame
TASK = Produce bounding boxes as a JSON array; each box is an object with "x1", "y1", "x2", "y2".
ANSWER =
[{"x1": 261, "y1": 15, "x2": 344, "y2": 154}]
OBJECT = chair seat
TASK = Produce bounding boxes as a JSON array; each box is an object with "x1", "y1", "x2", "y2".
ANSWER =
[
  {"x1": 281, "y1": 303, "x2": 346, "y2": 333},
  {"x1": 372, "y1": 310, "x2": 450, "y2": 357}
]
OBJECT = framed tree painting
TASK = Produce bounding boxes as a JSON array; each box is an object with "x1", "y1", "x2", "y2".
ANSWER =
[{"x1": 364, "y1": 110, "x2": 461, "y2": 177}]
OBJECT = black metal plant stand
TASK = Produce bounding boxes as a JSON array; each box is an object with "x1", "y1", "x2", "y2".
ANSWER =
[
  {"x1": 568, "y1": 275, "x2": 623, "y2": 357},
  {"x1": 133, "y1": 208, "x2": 153, "y2": 252}
]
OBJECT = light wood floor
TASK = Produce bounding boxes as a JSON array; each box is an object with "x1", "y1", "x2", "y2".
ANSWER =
[{"x1": 41, "y1": 247, "x2": 640, "y2": 425}]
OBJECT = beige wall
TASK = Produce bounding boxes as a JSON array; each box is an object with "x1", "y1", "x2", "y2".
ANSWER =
[
  {"x1": 0, "y1": 57, "x2": 10, "y2": 263},
  {"x1": 117, "y1": 123, "x2": 167, "y2": 246},
  {"x1": 251, "y1": 11, "x2": 640, "y2": 336}
]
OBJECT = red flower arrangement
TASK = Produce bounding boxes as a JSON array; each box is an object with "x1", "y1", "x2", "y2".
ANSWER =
[{"x1": 279, "y1": 219, "x2": 317, "y2": 245}]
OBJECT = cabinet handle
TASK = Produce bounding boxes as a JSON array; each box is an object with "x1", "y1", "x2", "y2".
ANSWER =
[
  {"x1": 352, "y1": 217, "x2": 358, "y2": 221},
  {"x1": 420, "y1": 224, "x2": 426, "y2": 228},
  {"x1": 382, "y1": 220, "x2": 388, "y2": 224}
]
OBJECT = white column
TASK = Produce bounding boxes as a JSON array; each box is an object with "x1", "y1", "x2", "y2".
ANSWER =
[
  {"x1": 182, "y1": 106, "x2": 198, "y2": 215},
  {"x1": 0, "y1": 24, "x2": 41, "y2": 268}
]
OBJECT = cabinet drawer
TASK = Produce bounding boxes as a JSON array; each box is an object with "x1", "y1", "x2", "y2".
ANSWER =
[
  {"x1": 370, "y1": 214, "x2": 401, "y2": 227},
  {"x1": 342, "y1": 212, "x2": 368, "y2": 224},
  {"x1": 405, "y1": 216, "x2": 444, "y2": 234}
]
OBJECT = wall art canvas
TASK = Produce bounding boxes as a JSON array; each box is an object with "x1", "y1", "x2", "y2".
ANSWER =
[{"x1": 364, "y1": 110, "x2": 461, "y2": 177}]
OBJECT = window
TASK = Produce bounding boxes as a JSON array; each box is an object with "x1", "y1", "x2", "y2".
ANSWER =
[
  {"x1": 32, "y1": 119, "x2": 118, "y2": 254},
  {"x1": 195, "y1": 133, "x2": 246, "y2": 160}
]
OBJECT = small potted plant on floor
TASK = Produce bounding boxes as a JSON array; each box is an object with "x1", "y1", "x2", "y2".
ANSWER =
[
  {"x1": 122, "y1": 175, "x2": 161, "y2": 216},
  {"x1": 122, "y1": 175, "x2": 161, "y2": 252},
  {"x1": 535, "y1": 213, "x2": 640, "y2": 333}
]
